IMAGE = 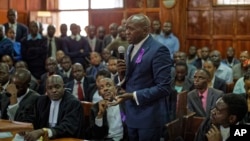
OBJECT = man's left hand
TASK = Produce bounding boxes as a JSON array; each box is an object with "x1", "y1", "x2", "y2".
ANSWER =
[{"x1": 23, "y1": 129, "x2": 44, "y2": 141}]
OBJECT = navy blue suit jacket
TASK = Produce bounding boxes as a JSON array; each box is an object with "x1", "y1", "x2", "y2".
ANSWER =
[
  {"x1": 65, "y1": 76, "x2": 96, "y2": 102},
  {"x1": 4, "y1": 23, "x2": 28, "y2": 42},
  {"x1": 122, "y1": 35, "x2": 172, "y2": 128}
]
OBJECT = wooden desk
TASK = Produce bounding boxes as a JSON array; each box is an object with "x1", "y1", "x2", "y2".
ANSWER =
[
  {"x1": 0, "y1": 119, "x2": 33, "y2": 141},
  {"x1": 52, "y1": 138, "x2": 84, "y2": 141}
]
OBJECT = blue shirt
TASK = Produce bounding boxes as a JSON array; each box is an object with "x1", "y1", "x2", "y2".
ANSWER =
[
  {"x1": 27, "y1": 33, "x2": 42, "y2": 40},
  {"x1": 155, "y1": 33, "x2": 180, "y2": 59}
]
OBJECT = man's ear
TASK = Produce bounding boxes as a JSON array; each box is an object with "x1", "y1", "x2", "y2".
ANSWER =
[{"x1": 228, "y1": 115, "x2": 237, "y2": 124}]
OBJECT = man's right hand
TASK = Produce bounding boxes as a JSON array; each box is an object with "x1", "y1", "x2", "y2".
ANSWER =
[
  {"x1": 117, "y1": 59, "x2": 126, "y2": 80},
  {"x1": 97, "y1": 100, "x2": 108, "y2": 118}
]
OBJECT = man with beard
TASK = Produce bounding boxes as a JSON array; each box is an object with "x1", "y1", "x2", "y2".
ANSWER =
[{"x1": 154, "y1": 21, "x2": 179, "y2": 60}]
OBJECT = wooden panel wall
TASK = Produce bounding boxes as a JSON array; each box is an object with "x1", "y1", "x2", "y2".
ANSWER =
[
  {"x1": 185, "y1": 0, "x2": 250, "y2": 58},
  {"x1": 0, "y1": 0, "x2": 44, "y2": 25}
]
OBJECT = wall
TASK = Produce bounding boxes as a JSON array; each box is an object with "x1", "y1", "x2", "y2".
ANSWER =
[{"x1": 0, "y1": 0, "x2": 45, "y2": 25}]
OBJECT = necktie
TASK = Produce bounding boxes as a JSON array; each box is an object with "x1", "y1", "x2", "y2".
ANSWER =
[
  {"x1": 199, "y1": 95, "x2": 205, "y2": 110},
  {"x1": 48, "y1": 39, "x2": 52, "y2": 57},
  {"x1": 77, "y1": 81, "x2": 84, "y2": 101}
]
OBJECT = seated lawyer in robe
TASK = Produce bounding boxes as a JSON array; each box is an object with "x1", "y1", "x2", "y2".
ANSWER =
[
  {"x1": 2, "y1": 68, "x2": 39, "y2": 122},
  {"x1": 88, "y1": 78, "x2": 127, "y2": 140},
  {"x1": 20, "y1": 75, "x2": 84, "y2": 140}
]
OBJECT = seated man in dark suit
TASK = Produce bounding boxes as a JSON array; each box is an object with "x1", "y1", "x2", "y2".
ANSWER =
[
  {"x1": 60, "y1": 55, "x2": 74, "y2": 84},
  {"x1": 188, "y1": 69, "x2": 223, "y2": 117},
  {"x1": 65, "y1": 63, "x2": 96, "y2": 101},
  {"x1": 39, "y1": 57, "x2": 64, "y2": 95},
  {"x1": 0, "y1": 62, "x2": 11, "y2": 119},
  {"x1": 14, "y1": 60, "x2": 39, "y2": 92},
  {"x1": 2, "y1": 68, "x2": 39, "y2": 122},
  {"x1": 195, "y1": 94, "x2": 248, "y2": 141},
  {"x1": 89, "y1": 77, "x2": 127, "y2": 140},
  {"x1": 203, "y1": 59, "x2": 227, "y2": 93},
  {"x1": 20, "y1": 75, "x2": 84, "y2": 140},
  {"x1": 3, "y1": 9, "x2": 28, "y2": 42}
]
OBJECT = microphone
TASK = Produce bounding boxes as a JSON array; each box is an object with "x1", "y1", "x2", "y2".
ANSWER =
[{"x1": 118, "y1": 46, "x2": 125, "y2": 60}]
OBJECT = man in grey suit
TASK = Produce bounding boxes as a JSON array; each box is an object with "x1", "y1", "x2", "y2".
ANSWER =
[{"x1": 187, "y1": 69, "x2": 223, "y2": 117}]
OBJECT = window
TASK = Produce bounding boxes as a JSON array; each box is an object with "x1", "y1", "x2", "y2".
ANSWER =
[
  {"x1": 91, "y1": 0, "x2": 123, "y2": 9},
  {"x1": 216, "y1": 0, "x2": 250, "y2": 5},
  {"x1": 58, "y1": 0, "x2": 89, "y2": 10}
]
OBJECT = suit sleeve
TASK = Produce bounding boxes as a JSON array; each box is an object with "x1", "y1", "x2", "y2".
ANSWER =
[
  {"x1": 136, "y1": 46, "x2": 172, "y2": 105},
  {"x1": 88, "y1": 104, "x2": 109, "y2": 139}
]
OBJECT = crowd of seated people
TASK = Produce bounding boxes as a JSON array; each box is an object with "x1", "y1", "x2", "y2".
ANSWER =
[{"x1": 1, "y1": 8, "x2": 250, "y2": 141}]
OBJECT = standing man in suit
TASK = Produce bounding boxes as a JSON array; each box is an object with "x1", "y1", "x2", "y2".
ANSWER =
[
  {"x1": 188, "y1": 69, "x2": 223, "y2": 117},
  {"x1": 86, "y1": 25, "x2": 103, "y2": 54},
  {"x1": 103, "y1": 23, "x2": 119, "y2": 48},
  {"x1": 111, "y1": 14, "x2": 172, "y2": 141},
  {"x1": 65, "y1": 63, "x2": 96, "y2": 102},
  {"x1": 4, "y1": 9, "x2": 28, "y2": 42},
  {"x1": 46, "y1": 24, "x2": 65, "y2": 58}
]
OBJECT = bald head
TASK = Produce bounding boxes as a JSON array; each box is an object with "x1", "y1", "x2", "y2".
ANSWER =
[
  {"x1": 126, "y1": 14, "x2": 151, "y2": 44},
  {"x1": 13, "y1": 68, "x2": 31, "y2": 85},
  {"x1": 46, "y1": 74, "x2": 64, "y2": 86}
]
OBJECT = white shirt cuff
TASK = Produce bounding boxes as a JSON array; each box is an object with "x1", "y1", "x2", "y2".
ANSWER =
[
  {"x1": 117, "y1": 76, "x2": 125, "y2": 86},
  {"x1": 133, "y1": 91, "x2": 139, "y2": 105},
  {"x1": 95, "y1": 117, "x2": 103, "y2": 127},
  {"x1": 7, "y1": 103, "x2": 18, "y2": 120},
  {"x1": 48, "y1": 129, "x2": 53, "y2": 138}
]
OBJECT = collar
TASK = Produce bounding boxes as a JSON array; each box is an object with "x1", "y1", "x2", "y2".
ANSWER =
[
  {"x1": 51, "y1": 98, "x2": 62, "y2": 103},
  {"x1": 27, "y1": 33, "x2": 42, "y2": 40},
  {"x1": 74, "y1": 77, "x2": 85, "y2": 84},
  {"x1": 17, "y1": 88, "x2": 30, "y2": 103},
  {"x1": 133, "y1": 34, "x2": 149, "y2": 48},
  {"x1": 47, "y1": 36, "x2": 55, "y2": 41},
  {"x1": 220, "y1": 125, "x2": 230, "y2": 141},
  {"x1": 8, "y1": 23, "x2": 17, "y2": 26},
  {"x1": 198, "y1": 88, "x2": 208, "y2": 98},
  {"x1": 71, "y1": 34, "x2": 81, "y2": 41}
]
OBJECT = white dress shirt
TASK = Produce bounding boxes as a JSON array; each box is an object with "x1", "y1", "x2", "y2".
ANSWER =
[
  {"x1": 72, "y1": 78, "x2": 85, "y2": 99},
  {"x1": 95, "y1": 104, "x2": 123, "y2": 140},
  {"x1": 7, "y1": 89, "x2": 30, "y2": 120}
]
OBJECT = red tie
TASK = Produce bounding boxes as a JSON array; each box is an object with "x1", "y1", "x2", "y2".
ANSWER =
[{"x1": 77, "y1": 81, "x2": 84, "y2": 101}]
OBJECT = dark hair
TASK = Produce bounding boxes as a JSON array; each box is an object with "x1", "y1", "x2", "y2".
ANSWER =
[
  {"x1": 198, "y1": 68, "x2": 211, "y2": 78},
  {"x1": 108, "y1": 56, "x2": 118, "y2": 61},
  {"x1": 175, "y1": 61, "x2": 188, "y2": 71},
  {"x1": 205, "y1": 59, "x2": 219, "y2": 69},
  {"x1": 222, "y1": 93, "x2": 247, "y2": 122},
  {"x1": 243, "y1": 70, "x2": 250, "y2": 81},
  {"x1": 96, "y1": 69, "x2": 111, "y2": 79}
]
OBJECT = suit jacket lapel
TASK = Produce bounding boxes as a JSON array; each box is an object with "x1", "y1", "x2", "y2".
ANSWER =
[
  {"x1": 206, "y1": 88, "x2": 214, "y2": 115},
  {"x1": 194, "y1": 90, "x2": 206, "y2": 115},
  {"x1": 125, "y1": 36, "x2": 151, "y2": 78}
]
